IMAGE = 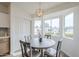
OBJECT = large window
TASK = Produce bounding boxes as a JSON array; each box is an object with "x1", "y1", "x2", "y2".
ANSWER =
[
  {"x1": 34, "y1": 20, "x2": 41, "y2": 36},
  {"x1": 44, "y1": 20, "x2": 51, "y2": 37},
  {"x1": 51, "y1": 18, "x2": 60, "y2": 36},
  {"x1": 33, "y1": 12, "x2": 74, "y2": 39},
  {"x1": 44, "y1": 18, "x2": 60, "y2": 38},
  {"x1": 64, "y1": 13, "x2": 74, "y2": 38}
]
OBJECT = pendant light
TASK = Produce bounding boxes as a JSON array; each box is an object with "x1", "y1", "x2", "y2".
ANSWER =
[{"x1": 35, "y1": 2, "x2": 44, "y2": 17}]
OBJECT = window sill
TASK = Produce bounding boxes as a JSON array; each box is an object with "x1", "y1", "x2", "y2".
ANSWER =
[
  {"x1": 63, "y1": 36, "x2": 73, "y2": 40},
  {"x1": 51, "y1": 35, "x2": 60, "y2": 37}
]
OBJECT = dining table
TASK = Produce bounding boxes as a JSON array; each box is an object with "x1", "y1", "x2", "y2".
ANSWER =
[{"x1": 28, "y1": 38, "x2": 56, "y2": 57}]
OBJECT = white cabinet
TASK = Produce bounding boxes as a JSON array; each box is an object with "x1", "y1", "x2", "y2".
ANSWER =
[{"x1": 0, "y1": 13, "x2": 10, "y2": 27}]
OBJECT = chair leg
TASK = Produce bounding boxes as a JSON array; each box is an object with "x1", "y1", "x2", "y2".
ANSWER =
[
  {"x1": 59, "y1": 51, "x2": 61, "y2": 57},
  {"x1": 30, "y1": 47, "x2": 32, "y2": 57}
]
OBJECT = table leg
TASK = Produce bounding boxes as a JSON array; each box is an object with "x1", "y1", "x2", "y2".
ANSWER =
[
  {"x1": 40, "y1": 49, "x2": 44, "y2": 57},
  {"x1": 30, "y1": 47, "x2": 32, "y2": 57}
]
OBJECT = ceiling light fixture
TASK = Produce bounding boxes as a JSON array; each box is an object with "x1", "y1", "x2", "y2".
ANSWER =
[{"x1": 35, "y1": 2, "x2": 44, "y2": 17}]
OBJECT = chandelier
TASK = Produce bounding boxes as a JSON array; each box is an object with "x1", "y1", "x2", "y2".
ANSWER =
[{"x1": 35, "y1": 2, "x2": 44, "y2": 17}]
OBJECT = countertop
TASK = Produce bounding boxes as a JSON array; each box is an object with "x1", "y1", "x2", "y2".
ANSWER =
[{"x1": 0, "y1": 36, "x2": 10, "y2": 39}]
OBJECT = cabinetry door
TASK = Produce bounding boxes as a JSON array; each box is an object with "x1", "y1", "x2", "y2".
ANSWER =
[
  {"x1": 0, "y1": 13, "x2": 9, "y2": 27},
  {"x1": 0, "y1": 38, "x2": 9, "y2": 55}
]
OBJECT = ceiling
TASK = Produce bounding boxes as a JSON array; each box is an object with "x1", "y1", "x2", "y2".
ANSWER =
[
  {"x1": 13, "y1": 2, "x2": 62, "y2": 9},
  {"x1": 0, "y1": 2, "x2": 79, "y2": 17},
  {"x1": 11, "y1": 2, "x2": 63, "y2": 16}
]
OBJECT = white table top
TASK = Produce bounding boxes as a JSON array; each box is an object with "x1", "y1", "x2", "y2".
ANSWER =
[{"x1": 30, "y1": 38, "x2": 55, "y2": 49}]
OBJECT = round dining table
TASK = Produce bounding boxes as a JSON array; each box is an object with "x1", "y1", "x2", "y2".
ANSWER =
[{"x1": 30, "y1": 38, "x2": 55, "y2": 57}]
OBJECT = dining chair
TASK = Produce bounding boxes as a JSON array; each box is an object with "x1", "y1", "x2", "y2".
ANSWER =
[
  {"x1": 24, "y1": 35, "x2": 40, "y2": 52},
  {"x1": 20, "y1": 40, "x2": 41, "y2": 57},
  {"x1": 44, "y1": 40, "x2": 62, "y2": 57}
]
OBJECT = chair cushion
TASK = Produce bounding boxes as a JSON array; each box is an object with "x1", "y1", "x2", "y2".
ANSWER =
[{"x1": 46, "y1": 48, "x2": 56, "y2": 57}]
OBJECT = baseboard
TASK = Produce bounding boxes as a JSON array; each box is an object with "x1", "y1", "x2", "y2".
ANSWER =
[
  {"x1": 11, "y1": 50, "x2": 22, "y2": 57},
  {"x1": 61, "y1": 50, "x2": 70, "y2": 57}
]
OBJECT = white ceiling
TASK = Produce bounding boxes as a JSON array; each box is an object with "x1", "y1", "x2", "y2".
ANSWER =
[
  {"x1": 14, "y1": 2, "x2": 62, "y2": 9},
  {"x1": 12, "y1": 2, "x2": 63, "y2": 16}
]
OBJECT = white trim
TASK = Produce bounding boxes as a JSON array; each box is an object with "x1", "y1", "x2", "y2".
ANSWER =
[
  {"x1": 63, "y1": 36, "x2": 73, "y2": 40},
  {"x1": 63, "y1": 12, "x2": 74, "y2": 40},
  {"x1": 10, "y1": 50, "x2": 21, "y2": 57}
]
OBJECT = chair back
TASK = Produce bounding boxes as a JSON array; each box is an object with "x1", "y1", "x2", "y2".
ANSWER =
[
  {"x1": 56, "y1": 40, "x2": 62, "y2": 57},
  {"x1": 24, "y1": 36, "x2": 30, "y2": 48},
  {"x1": 20, "y1": 40, "x2": 29, "y2": 57}
]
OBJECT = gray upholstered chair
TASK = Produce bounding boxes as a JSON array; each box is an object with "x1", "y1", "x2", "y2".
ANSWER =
[
  {"x1": 20, "y1": 40, "x2": 41, "y2": 57},
  {"x1": 45, "y1": 40, "x2": 62, "y2": 57}
]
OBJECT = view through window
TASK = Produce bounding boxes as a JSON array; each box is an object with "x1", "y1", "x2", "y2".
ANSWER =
[
  {"x1": 64, "y1": 13, "x2": 74, "y2": 38},
  {"x1": 34, "y1": 20, "x2": 41, "y2": 36},
  {"x1": 34, "y1": 17, "x2": 60, "y2": 38},
  {"x1": 51, "y1": 18, "x2": 60, "y2": 36},
  {"x1": 44, "y1": 20, "x2": 51, "y2": 38},
  {"x1": 44, "y1": 18, "x2": 60, "y2": 38},
  {"x1": 33, "y1": 13, "x2": 74, "y2": 39}
]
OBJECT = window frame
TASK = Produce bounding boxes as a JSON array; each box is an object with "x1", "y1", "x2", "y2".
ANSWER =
[
  {"x1": 43, "y1": 17, "x2": 60, "y2": 37},
  {"x1": 33, "y1": 19, "x2": 42, "y2": 37},
  {"x1": 51, "y1": 17, "x2": 60, "y2": 37},
  {"x1": 63, "y1": 12, "x2": 74, "y2": 39},
  {"x1": 43, "y1": 19, "x2": 52, "y2": 37}
]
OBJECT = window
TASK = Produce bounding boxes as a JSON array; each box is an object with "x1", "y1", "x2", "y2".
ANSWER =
[
  {"x1": 44, "y1": 18, "x2": 60, "y2": 38},
  {"x1": 34, "y1": 20, "x2": 41, "y2": 36},
  {"x1": 51, "y1": 18, "x2": 60, "y2": 36},
  {"x1": 64, "y1": 13, "x2": 74, "y2": 38},
  {"x1": 44, "y1": 20, "x2": 51, "y2": 36}
]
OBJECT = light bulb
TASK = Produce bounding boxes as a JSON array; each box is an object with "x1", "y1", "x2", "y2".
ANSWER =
[{"x1": 36, "y1": 8, "x2": 44, "y2": 17}]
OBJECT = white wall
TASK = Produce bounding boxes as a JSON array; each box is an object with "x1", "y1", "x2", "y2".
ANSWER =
[
  {"x1": 10, "y1": 3, "x2": 79, "y2": 56},
  {"x1": 10, "y1": 3, "x2": 30, "y2": 55},
  {"x1": 50, "y1": 7, "x2": 79, "y2": 57},
  {"x1": 31, "y1": 6, "x2": 79, "y2": 57},
  {"x1": 45, "y1": 6, "x2": 79, "y2": 57},
  {"x1": 61, "y1": 7, "x2": 79, "y2": 57}
]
